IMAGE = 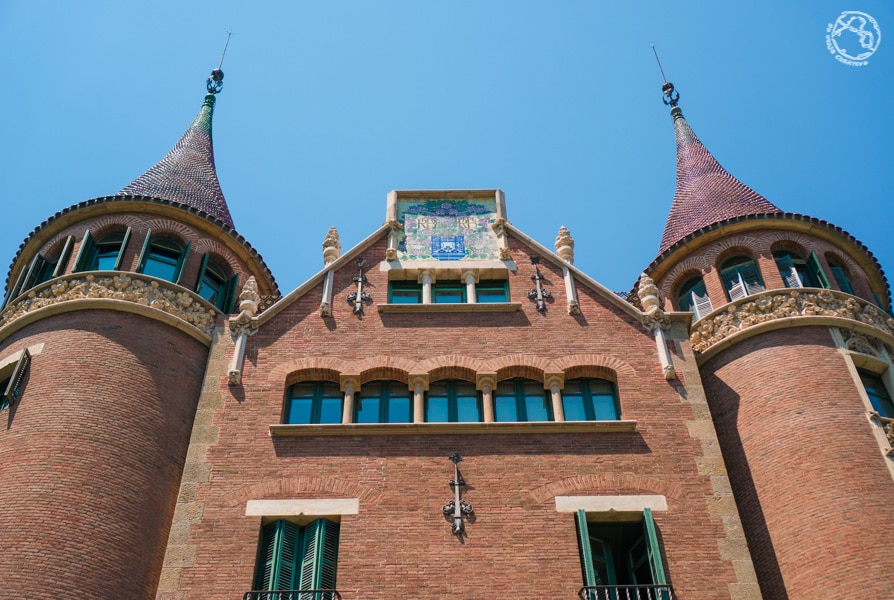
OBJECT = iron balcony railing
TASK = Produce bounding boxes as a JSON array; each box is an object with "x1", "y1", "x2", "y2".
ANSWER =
[
  {"x1": 243, "y1": 591, "x2": 342, "y2": 600},
  {"x1": 579, "y1": 584, "x2": 675, "y2": 600}
]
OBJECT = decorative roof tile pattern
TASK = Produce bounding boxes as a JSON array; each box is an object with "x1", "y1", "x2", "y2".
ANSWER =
[
  {"x1": 118, "y1": 95, "x2": 234, "y2": 228},
  {"x1": 658, "y1": 107, "x2": 781, "y2": 254}
]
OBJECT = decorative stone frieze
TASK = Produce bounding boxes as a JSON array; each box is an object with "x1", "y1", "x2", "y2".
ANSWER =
[
  {"x1": 840, "y1": 328, "x2": 881, "y2": 357},
  {"x1": 0, "y1": 273, "x2": 217, "y2": 337},
  {"x1": 691, "y1": 289, "x2": 894, "y2": 354}
]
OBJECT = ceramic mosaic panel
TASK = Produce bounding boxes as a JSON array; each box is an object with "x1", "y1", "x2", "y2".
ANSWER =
[{"x1": 396, "y1": 197, "x2": 499, "y2": 261}]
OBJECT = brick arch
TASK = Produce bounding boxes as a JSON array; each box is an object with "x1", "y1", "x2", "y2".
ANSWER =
[
  {"x1": 825, "y1": 250, "x2": 861, "y2": 278},
  {"x1": 141, "y1": 218, "x2": 200, "y2": 241},
  {"x1": 267, "y1": 356, "x2": 353, "y2": 386},
  {"x1": 193, "y1": 238, "x2": 242, "y2": 274},
  {"x1": 416, "y1": 355, "x2": 488, "y2": 381},
  {"x1": 495, "y1": 364, "x2": 545, "y2": 382},
  {"x1": 552, "y1": 354, "x2": 636, "y2": 379},
  {"x1": 769, "y1": 238, "x2": 810, "y2": 258},
  {"x1": 487, "y1": 354, "x2": 553, "y2": 377},
  {"x1": 359, "y1": 366, "x2": 410, "y2": 385},
  {"x1": 702, "y1": 234, "x2": 766, "y2": 266},
  {"x1": 353, "y1": 356, "x2": 420, "y2": 383},
  {"x1": 529, "y1": 474, "x2": 684, "y2": 504},
  {"x1": 660, "y1": 255, "x2": 712, "y2": 299},
  {"x1": 225, "y1": 476, "x2": 385, "y2": 508},
  {"x1": 668, "y1": 269, "x2": 707, "y2": 310},
  {"x1": 713, "y1": 244, "x2": 761, "y2": 271}
]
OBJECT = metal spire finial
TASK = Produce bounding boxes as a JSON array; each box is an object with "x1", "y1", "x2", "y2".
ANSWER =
[
  {"x1": 651, "y1": 44, "x2": 679, "y2": 107},
  {"x1": 206, "y1": 31, "x2": 232, "y2": 95}
]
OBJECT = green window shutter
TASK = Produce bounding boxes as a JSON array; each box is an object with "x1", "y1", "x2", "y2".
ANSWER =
[
  {"x1": 255, "y1": 521, "x2": 280, "y2": 590},
  {"x1": 3, "y1": 348, "x2": 31, "y2": 406},
  {"x1": 51, "y1": 236, "x2": 75, "y2": 278},
  {"x1": 194, "y1": 252, "x2": 210, "y2": 293},
  {"x1": 73, "y1": 231, "x2": 96, "y2": 273},
  {"x1": 575, "y1": 509, "x2": 597, "y2": 588},
  {"x1": 19, "y1": 254, "x2": 47, "y2": 295},
  {"x1": 642, "y1": 508, "x2": 667, "y2": 586},
  {"x1": 298, "y1": 519, "x2": 324, "y2": 593},
  {"x1": 830, "y1": 266, "x2": 855, "y2": 295},
  {"x1": 808, "y1": 252, "x2": 831, "y2": 288},
  {"x1": 136, "y1": 230, "x2": 153, "y2": 273},
  {"x1": 112, "y1": 227, "x2": 132, "y2": 271},
  {"x1": 319, "y1": 520, "x2": 340, "y2": 595},
  {"x1": 739, "y1": 263, "x2": 765, "y2": 294},
  {"x1": 2, "y1": 266, "x2": 28, "y2": 308},
  {"x1": 276, "y1": 520, "x2": 302, "y2": 590},
  {"x1": 775, "y1": 254, "x2": 801, "y2": 288},
  {"x1": 221, "y1": 273, "x2": 239, "y2": 313},
  {"x1": 173, "y1": 241, "x2": 191, "y2": 285}
]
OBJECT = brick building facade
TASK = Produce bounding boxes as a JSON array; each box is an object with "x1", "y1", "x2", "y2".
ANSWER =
[{"x1": 0, "y1": 73, "x2": 891, "y2": 599}]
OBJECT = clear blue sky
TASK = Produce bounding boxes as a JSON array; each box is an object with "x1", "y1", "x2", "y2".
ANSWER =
[{"x1": 1, "y1": 1, "x2": 891, "y2": 297}]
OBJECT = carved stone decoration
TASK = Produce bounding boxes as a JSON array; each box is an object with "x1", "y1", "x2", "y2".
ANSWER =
[
  {"x1": 319, "y1": 301, "x2": 332, "y2": 318},
  {"x1": 840, "y1": 328, "x2": 880, "y2": 357},
  {"x1": 322, "y1": 227, "x2": 342, "y2": 265},
  {"x1": 642, "y1": 311, "x2": 670, "y2": 332},
  {"x1": 229, "y1": 310, "x2": 259, "y2": 339},
  {"x1": 0, "y1": 273, "x2": 217, "y2": 337},
  {"x1": 237, "y1": 276, "x2": 260, "y2": 317},
  {"x1": 690, "y1": 288, "x2": 894, "y2": 354},
  {"x1": 554, "y1": 226, "x2": 575, "y2": 264},
  {"x1": 638, "y1": 273, "x2": 661, "y2": 313},
  {"x1": 886, "y1": 422, "x2": 894, "y2": 455},
  {"x1": 385, "y1": 219, "x2": 402, "y2": 262},
  {"x1": 567, "y1": 299, "x2": 581, "y2": 315}
]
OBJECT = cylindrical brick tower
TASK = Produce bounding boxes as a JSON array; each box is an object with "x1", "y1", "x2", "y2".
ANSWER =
[
  {"x1": 642, "y1": 82, "x2": 894, "y2": 598},
  {"x1": 0, "y1": 68, "x2": 277, "y2": 598}
]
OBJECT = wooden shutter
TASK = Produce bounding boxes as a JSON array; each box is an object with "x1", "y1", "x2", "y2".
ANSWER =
[
  {"x1": 298, "y1": 519, "x2": 323, "y2": 596},
  {"x1": 221, "y1": 273, "x2": 239, "y2": 313},
  {"x1": 318, "y1": 520, "x2": 340, "y2": 598},
  {"x1": 642, "y1": 508, "x2": 667, "y2": 586},
  {"x1": 276, "y1": 520, "x2": 301, "y2": 590},
  {"x1": 3, "y1": 348, "x2": 31, "y2": 406},
  {"x1": 136, "y1": 230, "x2": 153, "y2": 273},
  {"x1": 173, "y1": 241, "x2": 191, "y2": 285},
  {"x1": 194, "y1": 252, "x2": 211, "y2": 293},
  {"x1": 1, "y1": 266, "x2": 27, "y2": 308},
  {"x1": 775, "y1": 255, "x2": 802, "y2": 288},
  {"x1": 739, "y1": 263, "x2": 765, "y2": 295},
  {"x1": 51, "y1": 236, "x2": 75, "y2": 278},
  {"x1": 575, "y1": 509, "x2": 597, "y2": 589},
  {"x1": 18, "y1": 254, "x2": 47, "y2": 296},
  {"x1": 690, "y1": 282, "x2": 713, "y2": 320},
  {"x1": 808, "y1": 252, "x2": 831, "y2": 288},
  {"x1": 830, "y1": 266, "x2": 855, "y2": 295},
  {"x1": 112, "y1": 227, "x2": 132, "y2": 271},
  {"x1": 73, "y1": 231, "x2": 96, "y2": 272},
  {"x1": 255, "y1": 521, "x2": 280, "y2": 590}
]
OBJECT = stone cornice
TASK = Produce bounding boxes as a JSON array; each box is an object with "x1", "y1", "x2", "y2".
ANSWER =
[
  {"x1": 692, "y1": 288, "x2": 894, "y2": 364},
  {"x1": 0, "y1": 272, "x2": 219, "y2": 345}
]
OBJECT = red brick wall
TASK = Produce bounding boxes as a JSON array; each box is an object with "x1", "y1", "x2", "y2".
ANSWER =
[
  {"x1": 0, "y1": 310, "x2": 207, "y2": 599},
  {"x1": 172, "y1": 236, "x2": 744, "y2": 599},
  {"x1": 702, "y1": 326, "x2": 894, "y2": 598}
]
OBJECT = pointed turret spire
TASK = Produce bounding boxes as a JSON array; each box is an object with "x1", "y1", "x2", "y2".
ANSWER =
[
  {"x1": 657, "y1": 82, "x2": 781, "y2": 255},
  {"x1": 118, "y1": 64, "x2": 234, "y2": 228}
]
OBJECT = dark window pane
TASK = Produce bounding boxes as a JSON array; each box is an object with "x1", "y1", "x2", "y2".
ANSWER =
[
  {"x1": 288, "y1": 397, "x2": 313, "y2": 424},
  {"x1": 524, "y1": 393, "x2": 550, "y2": 421},
  {"x1": 434, "y1": 288, "x2": 463, "y2": 304},
  {"x1": 386, "y1": 395, "x2": 411, "y2": 423},
  {"x1": 319, "y1": 396, "x2": 343, "y2": 424},
  {"x1": 455, "y1": 395, "x2": 480, "y2": 422},
  {"x1": 494, "y1": 394, "x2": 518, "y2": 422},
  {"x1": 355, "y1": 395, "x2": 380, "y2": 424},
  {"x1": 392, "y1": 290, "x2": 421, "y2": 304},
  {"x1": 426, "y1": 396, "x2": 449, "y2": 422}
]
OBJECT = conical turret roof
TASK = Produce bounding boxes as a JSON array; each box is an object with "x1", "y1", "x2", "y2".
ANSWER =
[
  {"x1": 118, "y1": 93, "x2": 234, "y2": 228},
  {"x1": 658, "y1": 104, "x2": 781, "y2": 255}
]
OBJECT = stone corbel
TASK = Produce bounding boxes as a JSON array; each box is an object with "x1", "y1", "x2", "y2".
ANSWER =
[
  {"x1": 228, "y1": 277, "x2": 261, "y2": 386},
  {"x1": 385, "y1": 219, "x2": 403, "y2": 261},
  {"x1": 340, "y1": 374, "x2": 361, "y2": 424},
  {"x1": 544, "y1": 372, "x2": 565, "y2": 421},
  {"x1": 477, "y1": 373, "x2": 497, "y2": 422},
  {"x1": 492, "y1": 218, "x2": 511, "y2": 260},
  {"x1": 409, "y1": 373, "x2": 430, "y2": 423},
  {"x1": 639, "y1": 273, "x2": 676, "y2": 381}
]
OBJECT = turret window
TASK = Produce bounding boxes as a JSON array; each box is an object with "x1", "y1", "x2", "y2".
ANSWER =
[
  {"x1": 676, "y1": 276, "x2": 712, "y2": 320},
  {"x1": 859, "y1": 371, "x2": 894, "y2": 419},
  {"x1": 827, "y1": 256, "x2": 855, "y2": 295},
  {"x1": 719, "y1": 256, "x2": 765, "y2": 301},
  {"x1": 137, "y1": 231, "x2": 191, "y2": 284},
  {"x1": 73, "y1": 228, "x2": 132, "y2": 273},
  {"x1": 3, "y1": 236, "x2": 74, "y2": 306},
  {"x1": 195, "y1": 253, "x2": 239, "y2": 312},
  {"x1": 773, "y1": 250, "x2": 829, "y2": 289}
]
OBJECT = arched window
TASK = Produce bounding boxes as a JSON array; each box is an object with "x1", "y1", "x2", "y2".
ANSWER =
[
  {"x1": 73, "y1": 228, "x2": 132, "y2": 273},
  {"x1": 827, "y1": 256, "x2": 855, "y2": 295},
  {"x1": 425, "y1": 380, "x2": 481, "y2": 423},
  {"x1": 676, "y1": 276, "x2": 713, "y2": 320},
  {"x1": 3, "y1": 236, "x2": 75, "y2": 306},
  {"x1": 355, "y1": 381, "x2": 411, "y2": 424},
  {"x1": 773, "y1": 250, "x2": 829, "y2": 289},
  {"x1": 562, "y1": 378, "x2": 620, "y2": 421},
  {"x1": 494, "y1": 378, "x2": 552, "y2": 422},
  {"x1": 285, "y1": 382, "x2": 343, "y2": 424},
  {"x1": 720, "y1": 256, "x2": 765, "y2": 301},
  {"x1": 195, "y1": 253, "x2": 238, "y2": 312},
  {"x1": 137, "y1": 231, "x2": 190, "y2": 284}
]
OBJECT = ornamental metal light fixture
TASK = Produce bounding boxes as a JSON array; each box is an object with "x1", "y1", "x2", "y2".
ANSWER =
[
  {"x1": 442, "y1": 453, "x2": 474, "y2": 540},
  {"x1": 346, "y1": 258, "x2": 372, "y2": 315},
  {"x1": 527, "y1": 256, "x2": 552, "y2": 313}
]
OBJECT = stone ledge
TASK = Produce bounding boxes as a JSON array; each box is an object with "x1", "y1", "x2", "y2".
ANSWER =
[
  {"x1": 270, "y1": 420, "x2": 637, "y2": 436},
  {"x1": 377, "y1": 302, "x2": 522, "y2": 313}
]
